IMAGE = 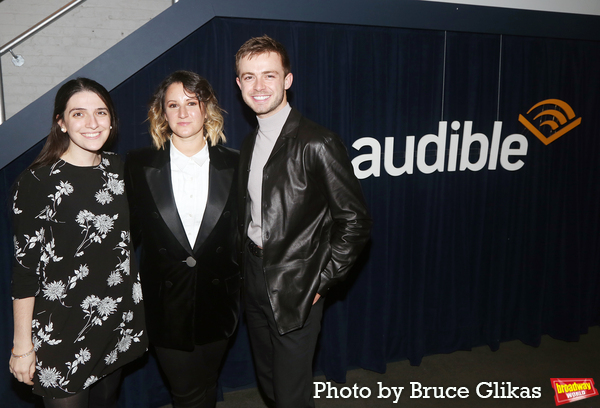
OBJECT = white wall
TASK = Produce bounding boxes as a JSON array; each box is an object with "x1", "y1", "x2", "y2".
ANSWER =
[
  {"x1": 419, "y1": 0, "x2": 600, "y2": 16},
  {"x1": 1, "y1": 0, "x2": 598, "y2": 121},
  {"x1": 0, "y1": 0, "x2": 171, "y2": 119}
]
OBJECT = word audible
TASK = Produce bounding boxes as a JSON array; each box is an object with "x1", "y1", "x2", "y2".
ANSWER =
[
  {"x1": 551, "y1": 378, "x2": 598, "y2": 406},
  {"x1": 352, "y1": 121, "x2": 527, "y2": 179},
  {"x1": 313, "y1": 381, "x2": 541, "y2": 403},
  {"x1": 351, "y1": 99, "x2": 581, "y2": 179}
]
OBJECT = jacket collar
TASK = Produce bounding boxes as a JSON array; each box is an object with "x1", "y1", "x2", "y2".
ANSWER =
[
  {"x1": 279, "y1": 107, "x2": 302, "y2": 139},
  {"x1": 143, "y1": 144, "x2": 191, "y2": 253},
  {"x1": 266, "y1": 107, "x2": 301, "y2": 165},
  {"x1": 239, "y1": 107, "x2": 303, "y2": 186},
  {"x1": 143, "y1": 144, "x2": 234, "y2": 255},
  {"x1": 192, "y1": 145, "x2": 234, "y2": 252}
]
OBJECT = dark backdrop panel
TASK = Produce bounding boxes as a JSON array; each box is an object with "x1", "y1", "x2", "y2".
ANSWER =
[
  {"x1": 1, "y1": 17, "x2": 599, "y2": 407},
  {"x1": 498, "y1": 35, "x2": 600, "y2": 342}
]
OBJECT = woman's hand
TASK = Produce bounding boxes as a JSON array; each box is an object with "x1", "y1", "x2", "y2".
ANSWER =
[
  {"x1": 9, "y1": 346, "x2": 35, "y2": 385},
  {"x1": 11, "y1": 298, "x2": 36, "y2": 385}
]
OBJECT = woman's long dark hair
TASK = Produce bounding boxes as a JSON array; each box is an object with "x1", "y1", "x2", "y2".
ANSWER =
[{"x1": 29, "y1": 78, "x2": 118, "y2": 169}]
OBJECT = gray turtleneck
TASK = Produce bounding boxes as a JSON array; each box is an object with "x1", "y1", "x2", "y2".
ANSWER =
[{"x1": 247, "y1": 103, "x2": 292, "y2": 247}]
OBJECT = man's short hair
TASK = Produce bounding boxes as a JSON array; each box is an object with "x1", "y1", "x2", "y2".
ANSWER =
[{"x1": 235, "y1": 35, "x2": 291, "y2": 77}]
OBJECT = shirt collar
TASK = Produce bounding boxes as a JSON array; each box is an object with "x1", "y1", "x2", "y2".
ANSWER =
[{"x1": 170, "y1": 138, "x2": 210, "y2": 170}]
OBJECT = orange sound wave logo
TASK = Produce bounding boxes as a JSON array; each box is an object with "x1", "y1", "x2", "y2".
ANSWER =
[{"x1": 518, "y1": 99, "x2": 582, "y2": 145}]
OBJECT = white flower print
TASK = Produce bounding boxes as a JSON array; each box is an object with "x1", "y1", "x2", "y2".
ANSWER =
[
  {"x1": 57, "y1": 181, "x2": 74, "y2": 196},
  {"x1": 112, "y1": 231, "x2": 131, "y2": 276},
  {"x1": 42, "y1": 281, "x2": 66, "y2": 301},
  {"x1": 36, "y1": 176, "x2": 73, "y2": 223},
  {"x1": 93, "y1": 161, "x2": 125, "y2": 205},
  {"x1": 36, "y1": 205, "x2": 55, "y2": 223},
  {"x1": 120, "y1": 231, "x2": 130, "y2": 244},
  {"x1": 76, "y1": 296, "x2": 122, "y2": 342},
  {"x1": 65, "y1": 348, "x2": 92, "y2": 375},
  {"x1": 34, "y1": 228, "x2": 45, "y2": 244},
  {"x1": 97, "y1": 297, "x2": 119, "y2": 318},
  {"x1": 95, "y1": 190, "x2": 113, "y2": 205},
  {"x1": 38, "y1": 366, "x2": 62, "y2": 388},
  {"x1": 107, "y1": 271, "x2": 123, "y2": 287},
  {"x1": 15, "y1": 230, "x2": 64, "y2": 295},
  {"x1": 81, "y1": 295, "x2": 101, "y2": 311},
  {"x1": 94, "y1": 214, "x2": 115, "y2": 236},
  {"x1": 49, "y1": 160, "x2": 65, "y2": 175},
  {"x1": 43, "y1": 239, "x2": 63, "y2": 264},
  {"x1": 13, "y1": 189, "x2": 22, "y2": 214},
  {"x1": 83, "y1": 375, "x2": 99, "y2": 389},
  {"x1": 106, "y1": 175, "x2": 125, "y2": 195},
  {"x1": 39, "y1": 253, "x2": 49, "y2": 265},
  {"x1": 14, "y1": 226, "x2": 60, "y2": 274},
  {"x1": 117, "y1": 334, "x2": 132, "y2": 353},
  {"x1": 37, "y1": 240, "x2": 62, "y2": 280},
  {"x1": 77, "y1": 348, "x2": 91, "y2": 364},
  {"x1": 39, "y1": 264, "x2": 90, "y2": 307},
  {"x1": 32, "y1": 335, "x2": 42, "y2": 351},
  {"x1": 120, "y1": 257, "x2": 130, "y2": 275},
  {"x1": 132, "y1": 282, "x2": 143, "y2": 305},
  {"x1": 75, "y1": 211, "x2": 118, "y2": 256},
  {"x1": 123, "y1": 311, "x2": 134, "y2": 323},
  {"x1": 74, "y1": 264, "x2": 89, "y2": 281},
  {"x1": 13, "y1": 236, "x2": 27, "y2": 267},
  {"x1": 76, "y1": 210, "x2": 95, "y2": 225},
  {"x1": 33, "y1": 316, "x2": 63, "y2": 347},
  {"x1": 104, "y1": 350, "x2": 118, "y2": 365},
  {"x1": 12, "y1": 154, "x2": 146, "y2": 397},
  {"x1": 104, "y1": 311, "x2": 143, "y2": 365},
  {"x1": 36, "y1": 361, "x2": 73, "y2": 393}
]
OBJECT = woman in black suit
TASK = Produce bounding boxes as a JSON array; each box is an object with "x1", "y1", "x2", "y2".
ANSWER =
[{"x1": 125, "y1": 71, "x2": 240, "y2": 408}]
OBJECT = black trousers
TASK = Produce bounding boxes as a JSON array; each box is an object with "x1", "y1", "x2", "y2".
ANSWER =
[
  {"x1": 244, "y1": 243, "x2": 325, "y2": 408},
  {"x1": 154, "y1": 339, "x2": 229, "y2": 408}
]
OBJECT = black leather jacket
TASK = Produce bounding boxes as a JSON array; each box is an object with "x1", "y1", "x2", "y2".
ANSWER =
[{"x1": 239, "y1": 108, "x2": 371, "y2": 334}]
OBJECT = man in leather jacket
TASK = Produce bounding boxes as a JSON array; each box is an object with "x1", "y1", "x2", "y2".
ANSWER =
[{"x1": 236, "y1": 35, "x2": 372, "y2": 408}]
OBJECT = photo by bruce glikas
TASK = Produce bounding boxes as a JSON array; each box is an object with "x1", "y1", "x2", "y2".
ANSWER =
[{"x1": 314, "y1": 381, "x2": 542, "y2": 403}]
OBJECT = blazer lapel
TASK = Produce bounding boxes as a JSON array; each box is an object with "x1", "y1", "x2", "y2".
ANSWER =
[
  {"x1": 239, "y1": 131, "x2": 257, "y2": 233},
  {"x1": 193, "y1": 146, "x2": 234, "y2": 252},
  {"x1": 265, "y1": 107, "x2": 300, "y2": 166},
  {"x1": 240, "y1": 130, "x2": 256, "y2": 186},
  {"x1": 144, "y1": 146, "x2": 193, "y2": 254}
]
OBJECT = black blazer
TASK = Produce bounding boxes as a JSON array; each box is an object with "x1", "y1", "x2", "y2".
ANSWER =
[{"x1": 125, "y1": 143, "x2": 241, "y2": 351}]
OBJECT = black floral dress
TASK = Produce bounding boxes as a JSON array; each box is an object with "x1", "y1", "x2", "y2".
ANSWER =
[{"x1": 11, "y1": 152, "x2": 147, "y2": 398}]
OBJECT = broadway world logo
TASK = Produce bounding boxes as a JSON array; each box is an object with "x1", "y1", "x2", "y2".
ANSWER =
[{"x1": 551, "y1": 378, "x2": 598, "y2": 405}]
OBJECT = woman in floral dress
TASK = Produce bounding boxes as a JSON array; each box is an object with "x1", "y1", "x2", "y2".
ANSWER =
[{"x1": 9, "y1": 78, "x2": 147, "y2": 408}]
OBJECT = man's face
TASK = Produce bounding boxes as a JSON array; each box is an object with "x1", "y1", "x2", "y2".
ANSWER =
[{"x1": 236, "y1": 52, "x2": 293, "y2": 119}]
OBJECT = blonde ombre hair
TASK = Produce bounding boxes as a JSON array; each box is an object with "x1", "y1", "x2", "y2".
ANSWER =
[{"x1": 147, "y1": 71, "x2": 225, "y2": 149}]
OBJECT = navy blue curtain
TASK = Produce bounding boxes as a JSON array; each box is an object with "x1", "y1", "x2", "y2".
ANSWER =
[{"x1": 1, "y1": 17, "x2": 599, "y2": 407}]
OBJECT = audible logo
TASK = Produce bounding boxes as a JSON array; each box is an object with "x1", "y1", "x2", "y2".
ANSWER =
[
  {"x1": 518, "y1": 99, "x2": 582, "y2": 145},
  {"x1": 351, "y1": 99, "x2": 580, "y2": 179},
  {"x1": 352, "y1": 122, "x2": 527, "y2": 179}
]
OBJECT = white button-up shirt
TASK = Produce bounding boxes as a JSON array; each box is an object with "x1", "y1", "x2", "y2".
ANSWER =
[{"x1": 170, "y1": 139, "x2": 210, "y2": 247}]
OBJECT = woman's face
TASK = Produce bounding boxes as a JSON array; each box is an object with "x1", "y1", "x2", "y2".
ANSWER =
[
  {"x1": 164, "y1": 82, "x2": 206, "y2": 142},
  {"x1": 58, "y1": 91, "x2": 111, "y2": 159}
]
